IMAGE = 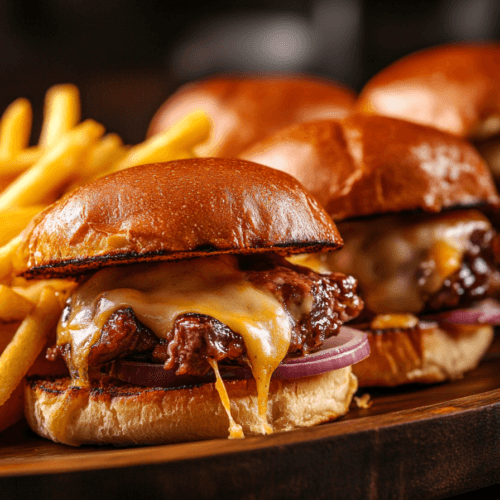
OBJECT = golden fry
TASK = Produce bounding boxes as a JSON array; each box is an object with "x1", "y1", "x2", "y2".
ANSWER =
[
  {"x1": 0, "y1": 119, "x2": 104, "y2": 211},
  {"x1": 0, "y1": 205, "x2": 44, "y2": 247},
  {"x1": 0, "y1": 380, "x2": 24, "y2": 432},
  {"x1": 0, "y1": 98, "x2": 32, "y2": 160},
  {"x1": 87, "y1": 133, "x2": 124, "y2": 175},
  {"x1": 0, "y1": 285, "x2": 34, "y2": 321},
  {"x1": 111, "y1": 110, "x2": 210, "y2": 172},
  {"x1": 65, "y1": 134, "x2": 128, "y2": 193},
  {"x1": 16, "y1": 147, "x2": 41, "y2": 164},
  {"x1": 13, "y1": 278, "x2": 76, "y2": 306},
  {"x1": 0, "y1": 287, "x2": 61, "y2": 406},
  {"x1": 0, "y1": 148, "x2": 42, "y2": 177},
  {"x1": 0, "y1": 236, "x2": 21, "y2": 285},
  {"x1": 39, "y1": 84, "x2": 81, "y2": 148}
]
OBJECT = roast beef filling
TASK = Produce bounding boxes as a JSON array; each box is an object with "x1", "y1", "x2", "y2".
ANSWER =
[{"x1": 48, "y1": 255, "x2": 362, "y2": 377}]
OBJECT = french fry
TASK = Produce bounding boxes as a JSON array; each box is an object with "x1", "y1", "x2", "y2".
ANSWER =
[
  {"x1": 0, "y1": 98, "x2": 32, "y2": 161},
  {"x1": 0, "y1": 287, "x2": 61, "y2": 406},
  {"x1": 13, "y1": 278, "x2": 76, "y2": 306},
  {"x1": 0, "y1": 175, "x2": 17, "y2": 194},
  {"x1": 86, "y1": 133, "x2": 125, "y2": 175},
  {"x1": 0, "y1": 381, "x2": 24, "y2": 432},
  {"x1": 0, "y1": 236, "x2": 21, "y2": 285},
  {"x1": 0, "y1": 205, "x2": 44, "y2": 247},
  {"x1": 0, "y1": 148, "x2": 42, "y2": 177},
  {"x1": 0, "y1": 285, "x2": 34, "y2": 321},
  {"x1": 0, "y1": 323, "x2": 22, "y2": 431},
  {"x1": 0, "y1": 119, "x2": 105, "y2": 211},
  {"x1": 110, "y1": 110, "x2": 210, "y2": 173},
  {"x1": 65, "y1": 134, "x2": 128, "y2": 193},
  {"x1": 16, "y1": 147, "x2": 41, "y2": 164},
  {"x1": 39, "y1": 84, "x2": 81, "y2": 148}
]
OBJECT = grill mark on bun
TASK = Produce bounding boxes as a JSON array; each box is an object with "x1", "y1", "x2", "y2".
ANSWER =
[
  {"x1": 21, "y1": 242, "x2": 340, "y2": 279},
  {"x1": 27, "y1": 376, "x2": 208, "y2": 395},
  {"x1": 17, "y1": 158, "x2": 342, "y2": 279}
]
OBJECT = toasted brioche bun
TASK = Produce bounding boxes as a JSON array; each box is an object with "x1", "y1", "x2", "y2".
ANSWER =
[
  {"x1": 17, "y1": 158, "x2": 342, "y2": 278},
  {"x1": 148, "y1": 76, "x2": 356, "y2": 157},
  {"x1": 25, "y1": 367, "x2": 357, "y2": 446},
  {"x1": 241, "y1": 115, "x2": 500, "y2": 220},
  {"x1": 352, "y1": 324, "x2": 493, "y2": 387},
  {"x1": 356, "y1": 43, "x2": 500, "y2": 140}
]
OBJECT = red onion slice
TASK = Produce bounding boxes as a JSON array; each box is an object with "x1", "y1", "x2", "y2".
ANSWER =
[
  {"x1": 273, "y1": 326, "x2": 370, "y2": 379},
  {"x1": 440, "y1": 299, "x2": 500, "y2": 325},
  {"x1": 111, "y1": 326, "x2": 370, "y2": 388}
]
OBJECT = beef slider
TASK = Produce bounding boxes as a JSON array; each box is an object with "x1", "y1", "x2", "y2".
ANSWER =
[{"x1": 19, "y1": 158, "x2": 365, "y2": 446}]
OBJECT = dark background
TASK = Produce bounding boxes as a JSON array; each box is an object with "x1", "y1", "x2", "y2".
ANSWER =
[{"x1": 2, "y1": 0, "x2": 499, "y2": 143}]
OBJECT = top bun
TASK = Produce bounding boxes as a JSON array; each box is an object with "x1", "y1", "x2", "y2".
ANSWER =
[
  {"x1": 357, "y1": 43, "x2": 500, "y2": 140},
  {"x1": 240, "y1": 114, "x2": 500, "y2": 220},
  {"x1": 148, "y1": 76, "x2": 356, "y2": 157},
  {"x1": 17, "y1": 158, "x2": 342, "y2": 278}
]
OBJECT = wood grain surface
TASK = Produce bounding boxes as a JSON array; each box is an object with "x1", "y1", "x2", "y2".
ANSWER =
[{"x1": 0, "y1": 336, "x2": 499, "y2": 500}]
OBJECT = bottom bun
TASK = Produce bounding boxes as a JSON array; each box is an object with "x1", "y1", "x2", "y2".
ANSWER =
[
  {"x1": 25, "y1": 367, "x2": 357, "y2": 446},
  {"x1": 352, "y1": 323, "x2": 493, "y2": 387}
]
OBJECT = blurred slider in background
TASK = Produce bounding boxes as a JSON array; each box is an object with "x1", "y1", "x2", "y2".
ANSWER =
[{"x1": 241, "y1": 114, "x2": 500, "y2": 387}]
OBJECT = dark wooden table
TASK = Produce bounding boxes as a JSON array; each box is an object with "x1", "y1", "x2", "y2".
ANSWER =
[{"x1": 1, "y1": 337, "x2": 499, "y2": 500}]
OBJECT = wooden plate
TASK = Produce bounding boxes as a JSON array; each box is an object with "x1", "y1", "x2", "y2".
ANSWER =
[{"x1": 1, "y1": 337, "x2": 500, "y2": 500}]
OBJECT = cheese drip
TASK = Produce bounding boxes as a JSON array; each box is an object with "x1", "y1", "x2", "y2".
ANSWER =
[
  {"x1": 208, "y1": 359, "x2": 244, "y2": 439},
  {"x1": 57, "y1": 255, "x2": 292, "y2": 434}
]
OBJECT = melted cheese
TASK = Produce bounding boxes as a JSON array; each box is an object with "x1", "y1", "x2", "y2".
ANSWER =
[
  {"x1": 208, "y1": 359, "x2": 244, "y2": 439},
  {"x1": 370, "y1": 313, "x2": 419, "y2": 330},
  {"x1": 293, "y1": 209, "x2": 492, "y2": 315},
  {"x1": 57, "y1": 255, "x2": 292, "y2": 435}
]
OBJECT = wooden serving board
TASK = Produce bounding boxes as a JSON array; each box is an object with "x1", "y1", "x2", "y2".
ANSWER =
[{"x1": 0, "y1": 337, "x2": 499, "y2": 500}]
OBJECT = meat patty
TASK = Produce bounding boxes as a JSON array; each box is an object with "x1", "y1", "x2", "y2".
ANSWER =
[{"x1": 48, "y1": 255, "x2": 362, "y2": 377}]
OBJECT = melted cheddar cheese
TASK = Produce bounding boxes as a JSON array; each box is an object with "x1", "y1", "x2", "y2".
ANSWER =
[{"x1": 57, "y1": 255, "x2": 293, "y2": 436}]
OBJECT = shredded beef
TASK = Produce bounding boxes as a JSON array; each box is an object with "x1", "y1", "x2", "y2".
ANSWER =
[
  {"x1": 50, "y1": 255, "x2": 362, "y2": 377},
  {"x1": 243, "y1": 255, "x2": 361, "y2": 353}
]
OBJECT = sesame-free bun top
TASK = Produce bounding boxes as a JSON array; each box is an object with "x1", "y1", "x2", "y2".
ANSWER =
[
  {"x1": 241, "y1": 114, "x2": 500, "y2": 220},
  {"x1": 147, "y1": 75, "x2": 356, "y2": 158},
  {"x1": 17, "y1": 158, "x2": 342, "y2": 278},
  {"x1": 357, "y1": 43, "x2": 500, "y2": 140}
]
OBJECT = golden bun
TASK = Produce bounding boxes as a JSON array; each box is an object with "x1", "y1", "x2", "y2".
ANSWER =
[
  {"x1": 352, "y1": 324, "x2": 493, "y2": 387},
  {"x1": 241, "y1": 114, "x2": 500, "y2": 220},
  {"x1": 356, "y1": 43, "x2": 500, "y2": 140},
  {"x1": 148, "y1": 76, "x2": 356, "y2": 157},
  {"x1": 25, "y1": 367, "x2": 357, "y2": 446},
  {"x1": 17, "y1": 158, "x2": 342, "y2": 278}
]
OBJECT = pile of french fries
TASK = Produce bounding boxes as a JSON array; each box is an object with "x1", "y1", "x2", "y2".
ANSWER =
[{"x1": 0, "y1": 84, "x2": 211, "y2": 432}]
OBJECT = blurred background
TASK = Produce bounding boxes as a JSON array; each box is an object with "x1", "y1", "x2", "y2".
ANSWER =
[{"x1": 1, "y1": 0, "x2": 499, "y2": 143}]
